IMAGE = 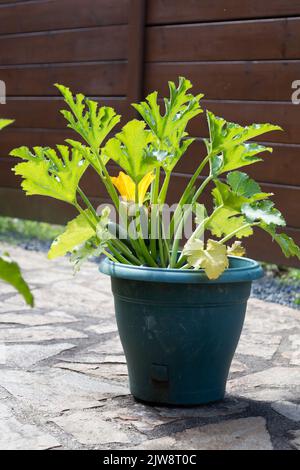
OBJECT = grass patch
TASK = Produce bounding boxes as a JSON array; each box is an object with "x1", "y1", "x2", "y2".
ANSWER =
[{"x1": 0, "y1": 216, "x2": 64, "y2": 246}]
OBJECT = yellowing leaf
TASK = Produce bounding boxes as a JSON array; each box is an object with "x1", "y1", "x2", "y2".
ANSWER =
[
  {"x1": 183, "y1": 239, "x2": 229, "y2": 280},
  {"x1": 48, "y1": 210, "x2": 95, "y2": 259},
  {"x1": 10, "y1": 145, "x2": 88, "y2": 204},
  {"x1": 103, "y1": 120, "x2": 157, "y2": 183},
  {"x1": 227, "y1": 241, "x2": 246, "y2": 257}
]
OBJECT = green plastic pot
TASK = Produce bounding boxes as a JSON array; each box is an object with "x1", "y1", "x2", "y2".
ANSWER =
[{"x1": 99, "y1": 256, "x2": 263, "y2": 405}]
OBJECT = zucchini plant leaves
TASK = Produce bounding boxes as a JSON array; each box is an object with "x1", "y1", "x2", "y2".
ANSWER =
[
  {"x1": 242, "y1": 200, "x2": 286, "y2": 227},
  {"x1": 103, "y1": 120, "x2": 157, "y2": 184},
  {"x1": 48, "y1": 210, "x2": 96, "y2": 259},
  {"x1": 133, "y1": 77, "x2": 203, "y2": 172},
  {"x1": 10, "y1": 145, "x2": 88, "y2": 204},
  {"x1": 55, "y1": 84, "x2": 120, "y2": 152},
  {"x1": 207, "y1": 111, "x2": 282, "y2": 174}
]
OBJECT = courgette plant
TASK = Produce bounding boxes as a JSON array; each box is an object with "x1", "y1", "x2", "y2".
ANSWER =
[
  {"x1": 0, "y1": 119, "x2": 33, "y2": 306},
  {"x1": 9, "y1": 78, "x2": 300, "y2": 279}
]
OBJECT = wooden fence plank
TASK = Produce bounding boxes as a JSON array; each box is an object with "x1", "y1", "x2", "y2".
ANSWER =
[
  {"x1": 0, "y1": 62, "x2": 127, "y2": 96},
  {"x1": 145, "y1": 62, "x2": 300, "y2": 101},
  {"x1": 147, "y1": 0, "x2": 300, "y2": 24},
  {"x1": 127, "y1": 0, "x2": 146, "y2": 116},
  {"x1": 146, "y1": 18, "x2": 300, "y2": 61},
  {"x1": 0, "y1": 26, "x2": 128, "y2": 65},
  {"x1": 0, "y1": 0, "x2": 129, "y2": 33}
]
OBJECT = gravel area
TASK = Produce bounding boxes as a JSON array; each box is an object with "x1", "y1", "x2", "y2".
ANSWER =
[{"x1": 252, "y1": 277, "x2": 299, "y2": 310}]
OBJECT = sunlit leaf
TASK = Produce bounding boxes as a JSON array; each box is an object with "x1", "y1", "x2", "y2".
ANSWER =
[
  {"x1": 103, "y1": 120, "x2": 157, "y2": 183},
  {"x1": 208, "y1": 207, "x2": 253, "y2": 239},
  {"x1": 0, "y1": 119, "x2": 14, "y2": 130},
  {"x1": 55, "y1": 84, "x2": 120, "y2": 151},
  {"x1": 10, "y1": 145, "x2": 88, "y2": 204},
  {"x1": 212, "y1": 172, "x2": 271, "y2": 212},
  {"x1": 48, "y1": 210, "x2": 96, "y2": 259},
  {"x1": 207, "y1": 111, "x2": 282, "y2": 174},
  {"x1": 242, "y1": 200, "x2": 285, "y2": 227},
  {"x1": 133, "y1": 77, "x2": 203, "y2": 172}
]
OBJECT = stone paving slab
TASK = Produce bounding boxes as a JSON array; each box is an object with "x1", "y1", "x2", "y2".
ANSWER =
[{"x1": 0, "y1": 243, "x2": 299, "y2": 450}]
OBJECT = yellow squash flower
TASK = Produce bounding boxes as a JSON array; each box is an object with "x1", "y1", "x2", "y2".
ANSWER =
[{"x1": 111, "y1": 171, "x2": 155, "y2": 205}]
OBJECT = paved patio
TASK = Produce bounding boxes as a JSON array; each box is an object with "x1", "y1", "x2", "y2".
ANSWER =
[{"x1": 0, "y1": 243, "x2": 299, "y2": 450}]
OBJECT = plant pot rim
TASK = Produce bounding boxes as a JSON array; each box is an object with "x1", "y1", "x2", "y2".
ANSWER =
[{"x1": 99, "y1": 255, "x2": 264, "y2": 284}]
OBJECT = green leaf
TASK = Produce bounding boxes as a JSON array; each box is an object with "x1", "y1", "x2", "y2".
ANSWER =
[
  {"x1": 212, "y1": 172, "x2": 271, "y2": 212},
  {"x1": 133, "y1": 77, "x2": 203, "y2": 172},
  {"x1": 227, "y1": 171, "x2": 262, "y2": 197},
  {"x1": 261, "y1": 224, "x2": 300, "y2": 260},
  {"x1": 0, "y1": 254, "x2": 33, "y2": 306},
  {"x1": 55, "y1": 84, "x2": 120, "y2": 151},
  {"x1": 0, "y1": 119, "x2": 14, "y2": 130},
  {"x1": 227, "y1": 241, "x2": 246, "y2": 257},
  {"x1": 48, "y1": 210, "x2": 95, "y2": 259},
  {"x1": 66, "y1": 139, "x2": 109, "y2": 173},
  {"x1": 242, "y1": 200, "x2": 285, "y2": 226},
  {"x1": 103, "y1": 120, "x2": 157, "y2": 183},
  {"x1": 183, "y1": 239, "x2": 229, "y2": 280},
  {"x1": 207, "y1": 111, "x2": 282, "y2": 174},
  {"x1": 208, "y1": 207, "x2": 253, "y2": 239},
  {"x1": 10, "y1": 145, "x2": 88, "y2": 204}
]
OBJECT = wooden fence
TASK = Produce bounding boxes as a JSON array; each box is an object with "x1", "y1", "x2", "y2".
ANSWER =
[{"x1": 0, "y1": 0, "x2": 299, "y2": 265}]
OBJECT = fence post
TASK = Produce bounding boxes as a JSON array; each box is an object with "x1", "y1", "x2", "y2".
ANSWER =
[{"x1": 127, "y1": 0, "x2": 147, "y2": 115}]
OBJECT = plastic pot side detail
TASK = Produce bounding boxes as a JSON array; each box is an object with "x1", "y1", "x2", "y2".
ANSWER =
[{"x1": 99, "y1": 257, "x2": 263, "y2": 405}]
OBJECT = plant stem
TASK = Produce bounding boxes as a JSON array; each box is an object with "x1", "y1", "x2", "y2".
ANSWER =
[
  {"x1": 158, "y1": 171, "x2": 171, "y2": 204},
  {"x1": 77, "y1": 187, "x2": 98, "y2": 220},
  {"x1": 191, "y1": 175, "x2": 214, "y2": 205},
  {"x1": 151, "y1": 167, "x2": 160, "y2": 204},
  {"x1": 111, "y1": 238, "x2": 142, "y2": 265},
  {"x1": 91, "y1": 147, "x2": 120, "y2": 211},
  {"x1": 169, "y1": 153, "x2": 212, "y2": 239},
  {"x1": 74, "y1": 201, "x2": 97, "y2": 231},
  {"x1": 102, "y1": 249, "x2": 119, "y2": 263},
  {"x1": 178, "y1": 154, "x2": 211, "y2": 207},
  {"x1": 169, "y1": 206, "x2": 192, "y2": 268},
  {"x1": 107, "y1": 241, "x2": 131, "y2": 264}
]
